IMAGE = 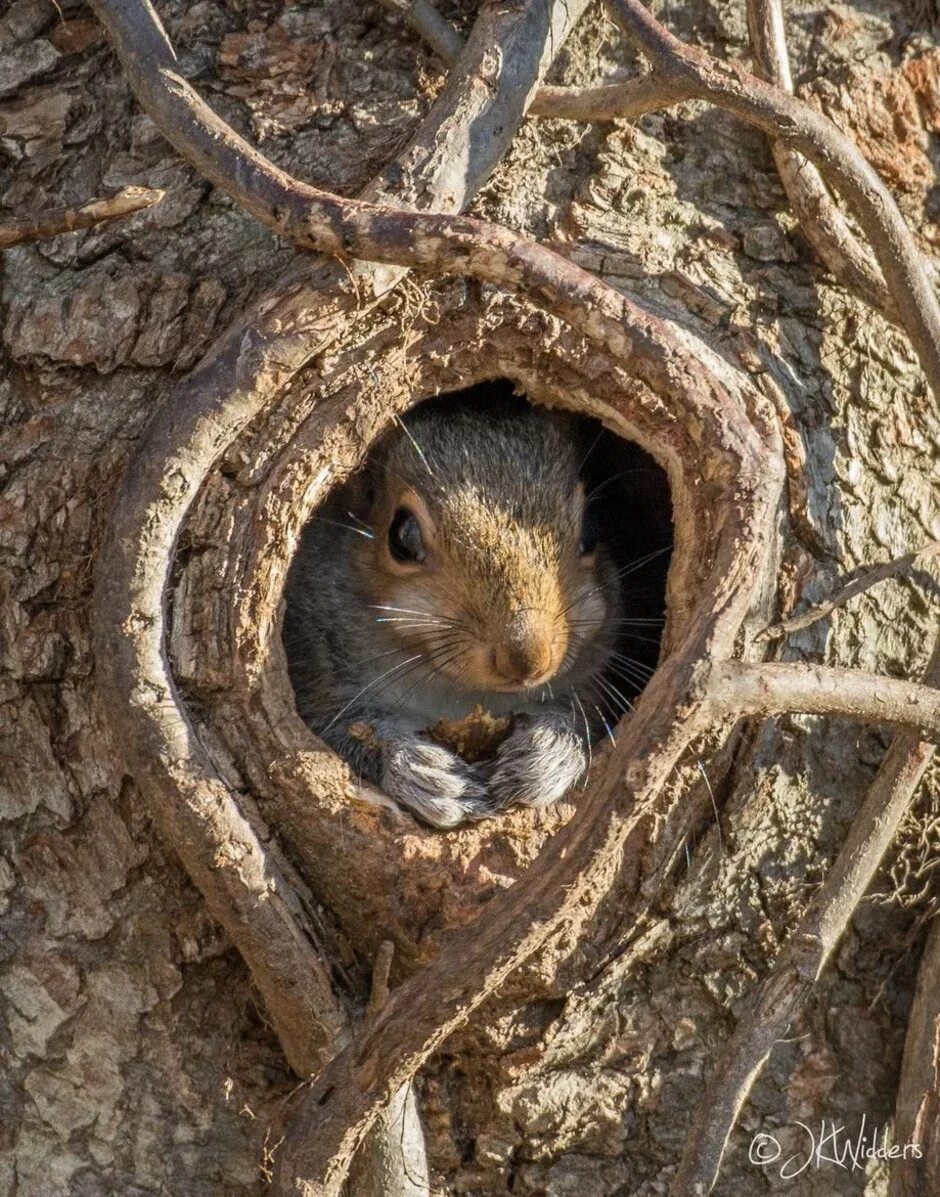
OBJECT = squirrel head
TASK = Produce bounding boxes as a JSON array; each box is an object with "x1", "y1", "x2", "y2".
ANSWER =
[{"x1": 350, "y1": 398, "x2": 616, "y2": 697}]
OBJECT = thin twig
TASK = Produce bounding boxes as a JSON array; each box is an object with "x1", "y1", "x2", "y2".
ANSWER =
[
  {"x1": 704, "y1": 660, "x2": 940, "y2": 743},
  {"x1": 671, "y1": 641, "x2": 940, "y2": 1196},
  {"x1": 759, "y1": 542, "x2": 940, "y2": 640},
  {"x1": 0, "y1": 185, "x2": 164, "y2": 250}
]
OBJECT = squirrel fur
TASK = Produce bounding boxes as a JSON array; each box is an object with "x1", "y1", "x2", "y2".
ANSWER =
[{"x1": 283, "y1": 386, "x2": 665, "y2": 828}]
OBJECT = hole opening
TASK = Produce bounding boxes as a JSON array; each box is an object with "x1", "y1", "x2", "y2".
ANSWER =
[{"x1": 281, "y1": 378, "x2": 673, "y2": 823}]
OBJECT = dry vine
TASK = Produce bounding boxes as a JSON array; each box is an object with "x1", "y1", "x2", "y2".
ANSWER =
[
  {"x1": 0, "y1": 184, "x2": 164, "y2": 248},
  {"x1": 68, "y1": 0, "x2": 940, "y2": 1194}
]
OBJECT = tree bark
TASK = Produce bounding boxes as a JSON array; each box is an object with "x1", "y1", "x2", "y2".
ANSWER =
[{"x1": 2, "y1": 1, "x2": 939, "y2": 1195}]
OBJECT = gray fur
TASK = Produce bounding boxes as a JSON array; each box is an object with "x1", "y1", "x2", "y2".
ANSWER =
[
  {"x1": 485, "y1": 708, "x2": 588, "y2": 810},
  {"x1": 283, "y1": 396, "x2": 622, "y2": 828}
]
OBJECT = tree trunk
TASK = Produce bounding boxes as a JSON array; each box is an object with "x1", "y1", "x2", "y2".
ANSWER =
[{"x1": 2, "y1": 1, "x2": 939, "y2": 1195}]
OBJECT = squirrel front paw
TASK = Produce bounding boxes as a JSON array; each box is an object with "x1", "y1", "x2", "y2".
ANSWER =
[
  {"x1": 381, "y1": 736, "x2": 490, "y2": 829},
  {"x1": 486, "y1": 712, "x2": 588, "y2": 811}
]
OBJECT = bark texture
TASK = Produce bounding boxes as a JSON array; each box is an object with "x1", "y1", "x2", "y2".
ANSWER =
[{"x1": 2, "y1": 1, "x2": 939, "y2": 1196}]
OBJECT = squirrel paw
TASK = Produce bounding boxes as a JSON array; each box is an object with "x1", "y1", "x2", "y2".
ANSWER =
[
  {"x1": 486, "y1": 714, "x2": 587, "y2": 811},
  {"x1": 381, "y1": 737, "x2": 490, "y2": 829}
]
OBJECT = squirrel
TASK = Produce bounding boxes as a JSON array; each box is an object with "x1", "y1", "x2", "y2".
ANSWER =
[{"x1": 283, "y1": 385, "x2": 668, "y2": 828}]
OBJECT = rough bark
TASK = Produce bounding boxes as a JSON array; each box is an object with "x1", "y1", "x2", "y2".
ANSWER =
[{"x1": 2, "y1": 1, "x2": 940, "y2": 1195}]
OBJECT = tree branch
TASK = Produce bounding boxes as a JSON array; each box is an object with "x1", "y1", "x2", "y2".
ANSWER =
[
  {"x1": 530, "y1": 72, "x2": 693, "y2": 120},
  {"x1": 87, "y1": 2, "x2": 940, "y2": 1193},
  {"x1": 377, "y1": 0, "x2": 697, "y2": 121},
  {"x1": 759, "y1": 541, "x2": 940, "y2": 640},
  {"x1": 92, "y1": 0, "x2": 940, "y2": 409},
  {"x1": 0, "y1": 185, "x2": 164, "y2": 249},
  {"x1": 670, "y1": 640, "x2": 940, "y2": 1196},
  {"x1": 705, "y1": 660, "x2": 940, "y2": 743},
  {"x1": 601, "y1": 0, "x2": 940, "y2": 404},
  {"x1": 378, "y1": 0, "x2": 938, "y2": 342}
]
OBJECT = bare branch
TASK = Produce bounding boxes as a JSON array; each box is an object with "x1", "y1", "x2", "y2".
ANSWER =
[
  {"x1": 671, "y1": 641, "x2": 940, "y2": 1196},
  {"x1": 745, "y1": 0, "x2": 898, "y2": 317},
  {"x1": 378, "y1": 0, "x2": 696, "y2": 121},
  {"x1": 0, "y1": 185, "x2": 164, "y2": 249},
  {"x1": 705, "y1": 660, "x2": 940, "y2": 743},
  {"x1": 759, "y1": 541, "x2": 940, "y2": 640},
  {"x1": 602, "y1": 0, "x2": 940, "y2": 404},
  {"x1": 530, "y1": 72, "x2": 693, "y2": 120},
  {"x1": 87, "y1": 1, "x2": 940, "y2": 1192},
  {"x1": 90, "y1": 0, "x2": 940, "y2": 408}
]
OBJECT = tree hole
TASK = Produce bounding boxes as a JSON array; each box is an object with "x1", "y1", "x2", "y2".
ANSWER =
[{"x1": 282, "y1": 379, "x2": 672, "y2": 824}]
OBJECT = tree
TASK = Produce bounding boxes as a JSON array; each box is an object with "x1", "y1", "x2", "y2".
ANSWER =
[{"x1": 2, "y1": 0, "x2": 939, "y2": 1194}]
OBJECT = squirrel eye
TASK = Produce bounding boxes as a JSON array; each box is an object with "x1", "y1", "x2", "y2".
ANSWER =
[
  {"x1": 579, "y1": 507, "x2": 599, "y2": 558},
  {"x1": 388, "y1": 508, "x2": 426, "y2": 564}
]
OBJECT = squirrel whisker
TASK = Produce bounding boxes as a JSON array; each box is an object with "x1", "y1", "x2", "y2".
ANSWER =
[
  {"x1": 374, "y1": 619, "x2": 454, "y2": 631},
  {"x1": 283, "y1": 390, "x2": 669, "y2": 827},
  {"x1": 340, "y1": 645, "x2": 406, "y2": 670},
  {"x1": 582, "y1": 681, "x2": 624, "y2": 731},
  {"x1": 368, "y1": 604, "x2": 458, "y2": 624},
  {"x1": 322, "y1": 653, "x2": 425, "y2": 733},
  {"x1": 571, "y1": 615, "x2": 665, "y2": 626},
  {"x1": 392, "y1": 412, "x2": 435, "y2": 477},
  {"x1": 380, "y1": 645, "x2": 469, "y2": 712},
  {"x1": 571, "y1": 692, "x2": 595, "y2": 777},
  {"x1": 345, "y1": 509, "x2": 374, "y2": 533},
  {"x1": 585, "y1": 466, "x2": 662, "y2": 504},
  {"x1": 592, "y1": 704, "x2": 617, "y2": 747},
  {"x1": 604, "y1": 662, "x2": 652, "y2": 693},
  {"x1": 311, "y1": 515, "x2": 375, "y2": 540},
  {"x1": 576, "y1": 428, "x2": 606, "y2": 477},
  {"x1": 366, "y1": 631, "x2": 468, "y2": 702},
  {"x1": 607, "y1": 650, "x2": 656, "y2": 676},
  {"x1": 356, "y1": 654, "x2": 442, "y2": 711},
  {"x1": 592, "y1": 674, "x2": 636, "y2": 718},
  {"x1": 567, "y1": 620, "x2": 662, "y2": 647}
]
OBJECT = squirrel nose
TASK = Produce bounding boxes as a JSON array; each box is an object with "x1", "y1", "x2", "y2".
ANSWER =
[{"x1": 492, "y1": 620, "x2": 555, "y2": 686}]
